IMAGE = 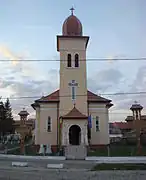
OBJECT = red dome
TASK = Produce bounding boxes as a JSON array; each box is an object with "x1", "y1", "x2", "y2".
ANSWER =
[{"x1": 62, "y1": 15, "x2": 82, "y2": 36}]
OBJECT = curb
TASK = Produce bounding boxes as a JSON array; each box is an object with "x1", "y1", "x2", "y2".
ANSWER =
[
  {"x1": 85, "y1": 156, "x2": 146, "y2": 163},
  {"x1": 0, "y1": 154, "x2": 66, "y2": 160}
]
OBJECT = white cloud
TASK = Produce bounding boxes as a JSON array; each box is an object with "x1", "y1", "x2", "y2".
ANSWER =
[{"x1": 0, "y1": 47, "x2": 146, "y2": 122}]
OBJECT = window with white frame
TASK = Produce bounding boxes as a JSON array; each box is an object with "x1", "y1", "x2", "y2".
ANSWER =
[
  {"x1": 95, "y1": 116, "x2": 99, "y2": 131},
  {"x1": 67, "y1": 54, "x2": 72, "y2": 67},
  {"x1": 75, "y1": 54, "x2": 79, "y2": 67},
  {"x1": 47, "y1": 116, "x2": 51, "y2": 132}
]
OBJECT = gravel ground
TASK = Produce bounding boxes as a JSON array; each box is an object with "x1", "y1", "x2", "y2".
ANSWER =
[{"x1": 0, "y1": 168, "x2": 146, "y2": 180}]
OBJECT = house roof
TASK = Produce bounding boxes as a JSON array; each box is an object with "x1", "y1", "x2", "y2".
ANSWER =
[
  {"x1": 130, "y1": 103, "x2": 143, "y2": 110},
  {"x1": 87, "y1": 90, "x2": 111, "y2": 103},
  {"x1": 62, "y1": 106, "x2": 88, "y2": 119},
  {"x1": 18, "y1": 109, "x2": 29, "y2": 116},
  {"x1": 33, "y1": 89, "x2": 112, "y2": 103},
  {"x1": 125, "y1": 115, "x2": 146, "y2": 121},
  {"x1": 112, "y1": 122, "x2": 132, "y2": 130}
]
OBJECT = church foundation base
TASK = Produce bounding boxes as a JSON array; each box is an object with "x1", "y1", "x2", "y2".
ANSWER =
[
  {"x1": 64, "y1": 145, "x2": 87, "y2": 160},
  {"x1": 89, "y1": 144, "x2": 108, "y2": 150}
]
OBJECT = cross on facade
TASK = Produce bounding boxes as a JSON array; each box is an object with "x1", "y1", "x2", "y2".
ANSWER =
[
  {"x1": 68, "y1": 80, "x2": 78, "y2": 102},
  {"x1": 70, "y1": 7, "x2": 75, "y2": 15}
]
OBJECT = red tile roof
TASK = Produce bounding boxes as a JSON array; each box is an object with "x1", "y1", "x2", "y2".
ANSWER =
[
  {"x1": 125, "y1": 115, "x2": 146, "y2": 121},
  {"x1": 62, "y1": 107, "x2": 88, "y2": 119},
  {"x1": 112, "y1": 122, "x2": 132, "y2": 130},
  {"x1": 38, "y1": 89, "x2": 59, "y2": 102},
  {"x1": 34, "y1": 89, "x2": 112, "y2": 103},
  {"x1": 87, "y1": 90, "x2": 111, "y2": 103}
]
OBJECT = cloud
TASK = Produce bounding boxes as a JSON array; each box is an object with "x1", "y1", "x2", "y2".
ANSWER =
[
  {"x1": 1, "y1": 50, "x2": 146, "y2": 122},
  {"x1": 88, "y1": 68, "x2": 123, "y2": 93},
  {"x1": 0, "y1": 68, "x2": 59, "y2": 120},
  {"x1": 0, "y1": 46, "x2": 27, "y2": 65},
  {"x1": 0, "y1": 46, "x2": 59, "y2": 119},
  {"x1": 111, "y1": 65, "x2": 146, "y2": 110},
  {"x1": 87, "y1": 66, "x2": 146, "y2": 122}
]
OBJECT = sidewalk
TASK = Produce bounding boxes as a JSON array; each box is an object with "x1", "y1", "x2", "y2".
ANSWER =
[{"x1": 0, "y1": 154, "x2": 66, "y2": 160}]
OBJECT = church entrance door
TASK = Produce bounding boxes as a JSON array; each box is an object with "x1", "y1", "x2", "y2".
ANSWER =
[{"x1": 69, "y1": 125, "x2": 81, "y2": 145}]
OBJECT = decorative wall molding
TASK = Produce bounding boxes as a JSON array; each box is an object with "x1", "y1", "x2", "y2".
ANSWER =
[{"x1": 40, "y1": 108, "x2": 57, "y2": 111}]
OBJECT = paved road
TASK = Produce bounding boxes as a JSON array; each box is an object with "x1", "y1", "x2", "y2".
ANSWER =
[
  {"x1": 0, "y1": 157, "x2": 96, "y2": 170},
  {"x1": 0, "y1": 167, "x2": 146, "y2": 180}
]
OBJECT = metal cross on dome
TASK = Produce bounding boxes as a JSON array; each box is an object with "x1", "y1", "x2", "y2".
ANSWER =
[{"x1": 70, "y1": 7, "x2": 75, "y2": 15}]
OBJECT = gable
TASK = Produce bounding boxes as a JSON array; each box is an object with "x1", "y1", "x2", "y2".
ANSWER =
[
  {"x1": 32, "y1": 89, "x2": 113, "y2": 109},
  {"x1": 62, "y1": 107, "x2": 88, "y2": 119}
]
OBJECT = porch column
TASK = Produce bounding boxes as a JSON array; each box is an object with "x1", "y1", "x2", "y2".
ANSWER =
[
  {"x1": 61, "y1": 129, "x2": 65, "y2": 145},
  {"x1": 82, "y1": 124, "x2": 88, "y2": 146},
  {"x1": 62, "y1": 122, "x2": 69, "y2": 146},
  {"x1": 81, "y1": 128, "x2": 84, "y2": 145},
  {"x1": 84, "y1": 126, "x2": 88, "y2": 146}
]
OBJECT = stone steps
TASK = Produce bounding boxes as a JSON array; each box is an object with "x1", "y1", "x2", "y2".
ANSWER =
[{"x1": 65, "y1": 145, "x2": 87, "y2": 160}]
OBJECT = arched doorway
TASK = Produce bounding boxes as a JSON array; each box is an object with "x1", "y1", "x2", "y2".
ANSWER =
[{"x1": 69, "y1": 125, "x2": 81, "y2": 145}]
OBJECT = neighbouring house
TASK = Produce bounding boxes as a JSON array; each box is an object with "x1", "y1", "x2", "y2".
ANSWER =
[
  {"x1": 109, "y1": 122, "x2": 123, "y2": 143},
  {"x1": 110, "y1": 102, "x2": 146, "y2": 144}
]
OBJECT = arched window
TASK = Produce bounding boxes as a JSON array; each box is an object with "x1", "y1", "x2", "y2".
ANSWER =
[
  {"x1": 67, "y1": 54, "x2": 72, "y2": 67},
  {"x1": 47, "y1": 116, "x2": 51, "y2": 132},
  {"x1": 75, "y1": 54, "x2": 79, "y2": 67},
  {"x1": 95, "y1": 116, "x2": 99, "y2": 131}
]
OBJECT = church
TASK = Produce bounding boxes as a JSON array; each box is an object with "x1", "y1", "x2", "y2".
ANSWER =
[{"x1": 32, "y1": 9, "x2": 113, "y2": 152}]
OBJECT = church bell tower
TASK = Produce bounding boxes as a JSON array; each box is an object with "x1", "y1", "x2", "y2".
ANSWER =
[{"x1": 57, "y1": 8, "x2": 89, "y2": 116}]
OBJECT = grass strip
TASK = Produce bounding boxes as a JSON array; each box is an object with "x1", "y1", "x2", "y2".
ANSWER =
[{"x1": 91, "y1": 163, "x2": 146, "y2": 171}]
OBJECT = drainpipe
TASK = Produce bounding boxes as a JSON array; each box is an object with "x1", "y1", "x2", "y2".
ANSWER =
[
  {"x1": 87, "y1": 102, "x2": 90, "y2": 145},
  {"x1": 57, "y1": 102, "x2": 59, "y2": 150}
]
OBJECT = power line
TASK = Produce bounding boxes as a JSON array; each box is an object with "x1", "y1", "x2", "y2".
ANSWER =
[
  {"x1": 10, "y1": 105, "x2": 134, "y2": 115},
  {"x1": 0, "y1": 91, "x2": 146, "y2": 100},
  {"x1": 0, "y1": 57, "x2": 146, "y2": 62},
  {"x1": 8, "y1": 104, "x2": 135, "y2": 115}
]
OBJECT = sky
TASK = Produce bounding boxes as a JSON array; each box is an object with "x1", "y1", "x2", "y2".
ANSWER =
[{"x1": 0, "y1": 0, "x2": 146, "y2": 121}]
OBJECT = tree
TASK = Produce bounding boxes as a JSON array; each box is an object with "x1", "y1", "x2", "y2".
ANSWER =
[
  {"x1": 5, "y1": 98, "x2": 13, "y2": 119},
  {"x1": 0, "y1": 101, "x2": 5, "y2": 136},
  {"x1": 4, "y1": 98, "x2": 14, "y2": 134}
]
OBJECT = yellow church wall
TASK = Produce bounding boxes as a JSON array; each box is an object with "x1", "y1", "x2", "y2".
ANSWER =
[
  {"x1": 35, "y1": 102, "x2": 110, "y2": 146},
  {"x1": 58, "y1": 37, "x2": 88, "y2": 51},
  {"x1": 89, "y1": 103, "x2": 109, "y2": 145},
  {"x1": 58, "y1": 37, "x2": 88, "y2": 117},
  {"x1": 35, "y1": 103, "x2": 58, "y2": 145}
]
